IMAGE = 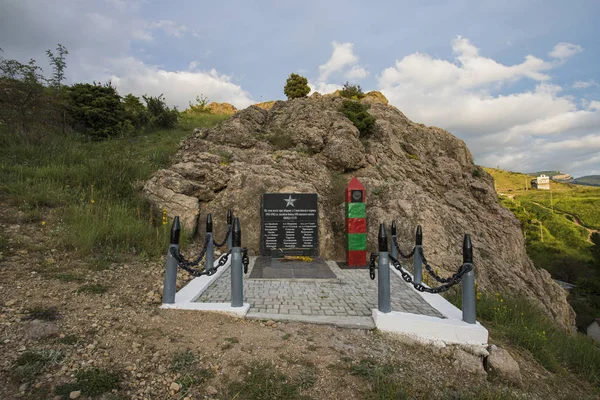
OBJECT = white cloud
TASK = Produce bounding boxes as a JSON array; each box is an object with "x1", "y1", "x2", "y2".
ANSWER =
[
  {"x1": 318, "y1": 42, "x2": 358, "y2": 82},
  {"x1": 573, "y1": 80, "x2": 598, "y2": 89},
  {"x1": 548, "y1": 42, "x2": 583, "y2": 60},
  {"x1": 377, "y1": 36, "x2": 599, "y2": 177},
  {"x1": 346, "y1": 65, "x2": 369, "y2": 80},
  {"x1": 308, "y1": 81, "x2": 343, "y2": 95},
  {"x1": 148, "y1": 20, "x2": 189, "y2": 38},
  {"x1": 316, "y1": 41, "x2": 369, "y2": 88},
  {"x1": 109, "y1": 58, "x2": 254, "y2": 109}
]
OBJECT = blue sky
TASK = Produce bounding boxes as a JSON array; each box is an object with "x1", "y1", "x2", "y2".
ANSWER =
[{"x1": 1, "y1": 0, "x2": 599, "y2": 176}]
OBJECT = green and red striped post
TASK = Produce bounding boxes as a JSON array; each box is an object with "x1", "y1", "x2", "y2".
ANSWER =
[{"x1": 346, "y1": 177, "x2": 367, "y2": 267}]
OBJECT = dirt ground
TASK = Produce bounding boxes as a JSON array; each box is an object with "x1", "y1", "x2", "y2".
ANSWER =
[{"x1": 1, "y1": 206, "x2": 598, "y2": 399}]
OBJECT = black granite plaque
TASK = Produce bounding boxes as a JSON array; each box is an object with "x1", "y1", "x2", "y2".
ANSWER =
[{"x1": 261, "y1": 193, "x2": 318, "y2": 257}]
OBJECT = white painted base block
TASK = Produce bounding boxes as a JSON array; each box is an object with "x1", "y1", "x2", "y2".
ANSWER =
[
  {"x1": 162, "y1": 302, "x2": 250, "y2": 317},
  {"x1": 372, "y1": 309, "x2": 488, "y2": 345},
  {"x1": 160, "y1": 254, "x2": 251, "y2": 317}
]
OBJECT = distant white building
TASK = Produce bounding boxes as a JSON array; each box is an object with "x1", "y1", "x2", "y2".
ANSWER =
[
  {"x1": 533, "y1": 174, "x2": 550, "y2": 190},
  {"x1": 587, "y1": 319, "x2": 600, "y2": 342}
]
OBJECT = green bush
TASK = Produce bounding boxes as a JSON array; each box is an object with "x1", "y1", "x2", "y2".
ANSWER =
[
  {"x1": 283, "y1": 73, "x2": 310, "y2": 99},
  {"x1": 143, "y1": 94, "x2": 179, "y2": 128},
  {"x1": 339, "y1": 81, "x2": 365, "y2": 99},
  {"x1": 340, "y1": 100, "x2": 375, "y2": 137},
  {"x1": 68, "y1": 82, "x2": 126, "y2": 139},
  {"x1": 122, "y1": 94, "x2": 149, "y2": 130}
]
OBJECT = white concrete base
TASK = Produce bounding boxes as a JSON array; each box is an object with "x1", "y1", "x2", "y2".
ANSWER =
[
  {"x1": 162, "y1": 302, "x2": 250, "y2": 317},
  {"x1": 160, "y1": 253, "x2": 250, "y2": 317},
  {"x1": 372, "y1": 309, "x2": 488, "y2": 345}
]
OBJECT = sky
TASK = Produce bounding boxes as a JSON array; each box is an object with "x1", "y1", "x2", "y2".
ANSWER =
[{"x1": 1, "y1": 0, "x2": 599, "y2": 177}]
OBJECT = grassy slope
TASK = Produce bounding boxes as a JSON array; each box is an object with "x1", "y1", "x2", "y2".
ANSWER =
[
  {"x1": 0, "y1": 113, "x2": 227, "y2": 257},
  {"x1": 484, "y1": 167, "x2": 600, "y2": 329}
]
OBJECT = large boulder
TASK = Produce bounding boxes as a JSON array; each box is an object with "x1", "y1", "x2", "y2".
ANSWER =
[
  {"x1": 143, "y1": 96, "x2": 575, "y2": 329},
  {"x1": 485, "y1": 345, "x2": 522, "y2": 386},
  {"x1": 361, "y1": 91, "x2": 389, "y2": 105}
]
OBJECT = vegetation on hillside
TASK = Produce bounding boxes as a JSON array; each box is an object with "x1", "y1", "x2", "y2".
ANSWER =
[
  {"x1": 485, "y1": 168, "x2": 600, "y2": 331},
  {"x1": 0, "y1": 46, "x2": 228, "y2": 258},
  {"x1": 339, "y1": 81, "x2": 365, "y2": 99},
  {"x1": 340, "y1": 100, "x2": 375, "y2": 137},
  {"x1": 283, "y1": 73, "x2": 310, "y2": 99}
]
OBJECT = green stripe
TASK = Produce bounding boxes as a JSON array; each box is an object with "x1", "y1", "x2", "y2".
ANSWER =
[
  {"x1": 346, "y1": 202, "x2": 366, "y2": 218},
  {"x1": 347, "y1": 233, "x2": 367, "y2": 250}
]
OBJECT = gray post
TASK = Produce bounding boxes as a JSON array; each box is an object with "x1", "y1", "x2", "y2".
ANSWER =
[
  {"x1": 377, "y1": 224, "x2": 391, "y2": 313},
  {"x1": 390, "y1": 220, "x2": 398, "y2": 260},
  {"x1": 413, "y1": 225, "x2": 423, "y2": 285},
  {"x1": 162, "y1": 216, "x2": 180, "y2": 304},
  {"x1": 205, "y1": 214, "x2": 214, "y2": 272},
  {"x1": 462, "y1": 234, "x2": 476, "y2": 324},
  {"x1": 226, "y1": 209, "x2": 233, "y2": 252},
  {"x1": 231, "y1": 217, "x2": 243, "y2": 307}
]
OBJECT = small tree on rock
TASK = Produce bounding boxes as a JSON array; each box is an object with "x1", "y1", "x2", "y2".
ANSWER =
[
  {"x1": 339, "y1": 81, "x2": 364, "y2": 99},
  {"x1": 284, "y1": 73, "x2": 310, "y2": 99}
]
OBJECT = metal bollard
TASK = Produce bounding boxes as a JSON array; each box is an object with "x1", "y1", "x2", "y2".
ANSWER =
[
  {"x1": 231, "y1": 217, "x2": 243, "y2": 307},
  {"x1": 226, "y1": 209, "x2": 233, "y2": 252},
  {"x1": 377, "y1": 224, "x2": 391, "y2": 313},
  {"x1": 461, "y1": 234, "x2": 476, "y2": 324},
  {"x1": 205, "y1": 214, "x2": 214, "y2": 273},
  {"x1": 413, "y1": 225, "x2": 423, "y2": 285},
  {"x1": 162, "y1": 216, "x2": 180, "y2": 304},
  {"x1": 390, "y1": 220, "x2": 398, "y2": 260}
]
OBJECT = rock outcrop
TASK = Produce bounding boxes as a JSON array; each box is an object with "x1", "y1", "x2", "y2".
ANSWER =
[
  {"x1": 207, "y1": 102, "x2": 237, "y2": 115},
  {"x1": 254, "y1": 101, "x2": 275, "y2": 111},
  {"x1": 143, "y1": 96, "x2": 575, "y2": 329}
]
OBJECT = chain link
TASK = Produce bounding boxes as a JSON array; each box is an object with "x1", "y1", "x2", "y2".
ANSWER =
[
  {"x1": 171, "y1": 235, "x2": 210, "y2": 268},
  {"x1": 242, "y1": 248, "x2": 249, "y2": 274},
  {"x1": 369, "y1": 253, "x2": 377, "y2": 280},
  {"x1": 419, "y1": 247, "x2": 457, "y2": 284},
  {"x1": 213, "y1": 225, "x2": 232, "y2": 248},
  {"x1": 393, "y1": 239, "x2": 415, "y2": 259},
  {"x1": 389, "y1": 255, "x2": 472, "y2": 294}
]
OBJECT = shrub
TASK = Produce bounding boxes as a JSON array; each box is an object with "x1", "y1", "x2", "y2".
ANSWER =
[
  {"x1": 340, "y1": 100, "x2": 375, "y2": 137},
  {"x1": 186, "y1": 94, "x2": 211, "y2": 114},
  {"x1": 122, "y1": 94, "x2": 149, "y2": 130},
  {"x1": 283, "y1": 73, "x2": 310, "y2": 99},
  {"x1": 143, "y1": 94, "x2": 179, "y2": 129},
  {"x1": 339, "y1": 81, "x2": 364, "y2": 99},
  {"x1": 68, "y1": 82, "x2": 126, "y2": 139}
]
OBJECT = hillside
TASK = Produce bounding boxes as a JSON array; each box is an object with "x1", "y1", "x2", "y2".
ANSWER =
[
  {"x1": 484, "y1": 167, "x2": 600, "y2": 330},
  {"x1": 573, "y1": 175, "x2": 600, "y2": 187}
]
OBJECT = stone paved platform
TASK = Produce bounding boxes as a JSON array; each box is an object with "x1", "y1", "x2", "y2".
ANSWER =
[{"x1": 197, "y1": 258, "x2": 444, "y2": 321}]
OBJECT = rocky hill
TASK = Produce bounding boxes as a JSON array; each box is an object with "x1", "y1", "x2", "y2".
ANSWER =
[{"x1": 144, "y1": 94, "x2": 574, "y2": 329}]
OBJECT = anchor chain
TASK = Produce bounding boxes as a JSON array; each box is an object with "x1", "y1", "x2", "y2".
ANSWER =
[
  {"x1": 171, "y1": 235, "x2": 210, "y2": 268},
  {"x1": 419, "y1": 247, "x2": 457, "y2": 284},
  {"x1": 369, "y1": 253, "x2": 377, "y2": 280},
  {"x1": 213, "y1": 225, "x2": 232, "y2": 248},
  {"x1": 242, "y1": 248, "x2": 249, "y2": 274},
  {"x1": 389, "y1": 255, "x2": 472, "y2": 294},
  {"x1": 393, "y1": 239, "x2": 415, "y2": 259}
]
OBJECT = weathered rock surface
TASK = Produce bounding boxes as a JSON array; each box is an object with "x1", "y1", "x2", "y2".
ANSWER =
[
  {"x1": 25, "y1": 320, "x2": 59, "y2": 340},
  {"x1": 361, "y1": 91, "x2": 389, "y2": 105},
  {"x1": 143, "y1": 96, "x2": 575, "y2": 329},
  {"x1": 254, "y1": 101, "x2": 275, "y2": 111},
  {"x1": 452, "y1": 348, "x2": 486, "y2": 376},
  {"x1": 485, "y1": 345, "x2": 522, "y2": 386},
  {"x1": 207, "y1": 102, "x2": 237, "y2": 115}
]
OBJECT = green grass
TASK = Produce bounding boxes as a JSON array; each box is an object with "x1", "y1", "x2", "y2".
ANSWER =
[
  {"x1": 168, "y1": 349, "x2": 213, "y2": 391},
  {"x1": 0, "y1": 113, "x2": 226, "y2": 257},
  {"x1": 447, "y1": 291, "x2": 600, "y2": 386},
  {"x1": 11, "y1": 350, "x2": 63, "y2": 383},
  {"x1": 54, "y1": 368, "x2": 120, "y2": 397},
  {"x1": 227, "y1": 360, "x2": 313, "y2": 400},
  {"x1": 54, "y1": 272, "x2": 84, "y2": 282}
]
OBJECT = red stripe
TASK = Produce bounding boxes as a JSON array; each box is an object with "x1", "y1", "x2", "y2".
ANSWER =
[
  {"x1": 347, "y1": 250, "x2": 367, "y2": 267},
  {"x1": 346, "y1": 218, "x2": 366, "y2": 233}
]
